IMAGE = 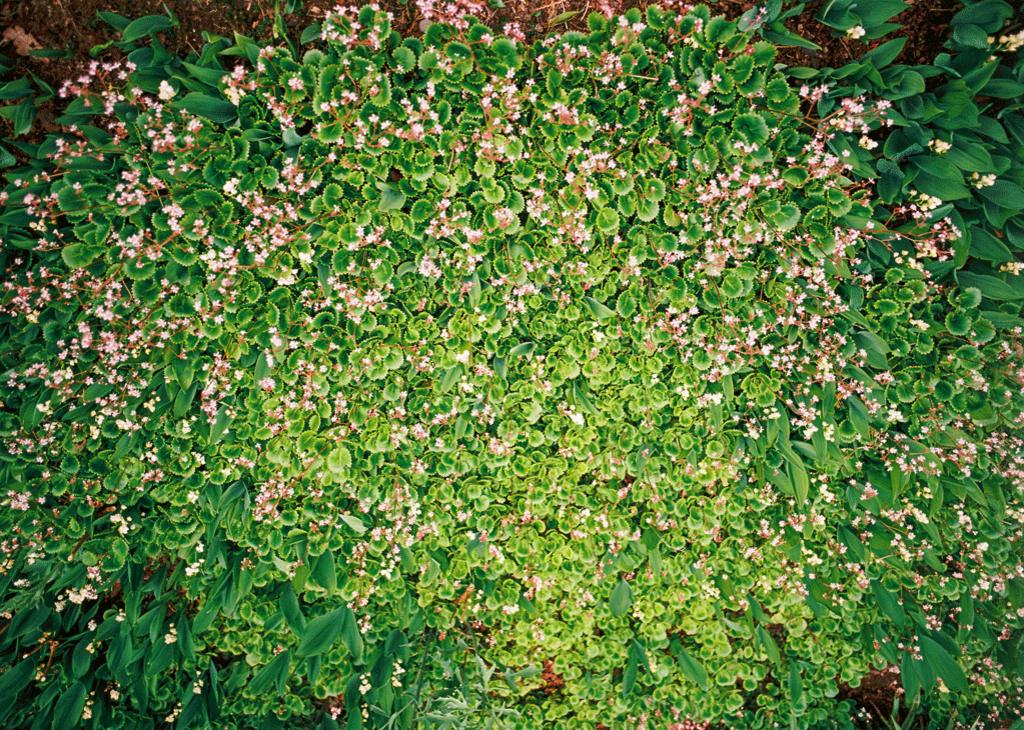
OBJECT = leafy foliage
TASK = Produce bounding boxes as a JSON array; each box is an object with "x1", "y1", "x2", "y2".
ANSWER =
[{"x1": 0, "y1": 3, "x2": 1022, "y2": 728}]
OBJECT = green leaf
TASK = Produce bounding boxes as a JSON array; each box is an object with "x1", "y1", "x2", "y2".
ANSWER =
[
  {"x1": 411, "y1": 199, "x2": 434, "y2": 223},
  {"x1": 595, "y1": 207, "x2": 620, "y2": 234},
  {"x1": 610, "y1": 579, "x2": 632, "y2": 617},
  {"x1": 978, "y1": 180, "x2": 1024, "y2": 211},
  {"x1": 209, "y1": 407, "x2": 232, "y2": 444},
  {"x1": 393, "y1": 46, "x2": 416, "y2": 73},
  {"x1": 251, "y1": 650, "x2": 291, "y2": 693},
  {"x1": 734, "y1": 113, "x2": 769, "y2": 145},
  {"x1": 122, "y1": 14, "x2": 175, "y2": 43},
  {"x1": 788, "y1": 663, "x2": 803, "y2": 710},
  {"x1": 280, "y1": 585, "x2": 306, "y2": 634},
  {"x1": 311, "y1": 552, "x2": 337, "y2": 593},
  {"x1": 340, "y1": 514, "x2": 367, "y2": 534},
  {"x1": 919, "y1": 635, "x2": 967, "y2": 692},
  {"x1": 901, "y1": 650, "x2": 922, "y2": 702},
  {"x1": 297, "y1": 609, "x2": 346, "y2": 657},
  {"x1": 586, "y1": 296, "x2": 616, "y2": 321},
  {"x1": 378, "y1": 184, "x2": 406, "y2": 211},
  {"x1": 911, "y1": 158, "x2": 969, "y2": 201},
  {"x1": 549, "y1": 9, "x2": 581, "y2": 26},
  {"x1": 863, "y1": 37, "x2": 906, "y2": 68},
  {"x1": 9, "y1": 99, "x2": 34, "y2": 137},
  {"x1": 957, "y1": 272, "x2": 1024, "y2": 301},
  {"x1": 0, "y1": 143, "x2": 15, "y2": 168},
  {"x1": 970, "y1": 229, "x2": 1012, "y2": 263},
  {"x1": 440, "y1": 364, "x2": 463, "y2": 391},
  {"x1": 61, "y1": 243, "x2": 103, "y2": 269},
  {"x1": 757, "y1": 626, "x2": 781, "y2": 665},
  {"x1": 340, "y1": 607, "x2": 364, "y2": 662},
  {"x1": 52, "y1": 681, "x2": 87, "y2": 729},
  {"x1": 952, "y1": 23, "x2": 989, "y2": 49},
  {"x1": 854, "y1": 330, "x2": 890, "y2": 369},
  {"x1": 871, "y1": 580, "x2": 905, "y2": 629},
  {"x1": 182, "y1": 62, "x2": 228, "y2": 86},
  {"x1": 97, "y1": 10, "x2": 131, "y2": 31},
  {"x1": 326, "y1": 445, "x2": 352, "y2": 475},
  {"x1": 789, "y1": 459, "x2": 809, "y2": 506},
  {"x1": 675, "y1": 646, "x2": 708, "y2": 689},
  {"x1": 509, "y1": 341, "x2": 536, "y2": 358},
  {"x1": 0, "y1": 659, "x2": 35, "y2": 707},
  {"x1": 176, "y1": 92, "x2": 237, "y2": 124},
  {"x1": 767, "y1": 202, "x2": 800, "y2": 231},
  {"x1": 173, "y1": 382, "x2": 199, "y2": 417}
]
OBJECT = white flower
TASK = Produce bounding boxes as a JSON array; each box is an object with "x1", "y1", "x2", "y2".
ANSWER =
[
  {"x1": 971, "y1": 173, "x2": 996, "y2": 189},
  {"x1": 858, "y1": 135, "x2": 878, "y2": 150},
  {"x1": 928, "y1": 139, "x2": 951, "y2": 154},
  {"x1": 158, "y1": 80, "x2": 176, "y2": 101},
  {"x1": 846, "y1": 25, "x2": 866, "y2": 39},
  {"x1": 997, "y1": 30, "x2": 1024, "y2": 52},
  {"x1": 912, "y1": 189, "x2": 943, "y2": 211}
]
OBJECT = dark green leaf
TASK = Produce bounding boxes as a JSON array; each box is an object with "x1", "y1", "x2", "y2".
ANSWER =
[
  {"x1": 176, "y1": 92, "x2": 238, "y2": 124},
  {"x1": 297, "y1": 609, "x2": 346, "y2": 658},
  {"x1": 919, "y1": 635, "x2": 967, "y2": 692}
]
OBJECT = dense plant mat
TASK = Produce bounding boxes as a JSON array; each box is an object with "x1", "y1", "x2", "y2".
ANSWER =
[{"x1": 1, "y1": 3, "x2": 1023, "y2": 728}]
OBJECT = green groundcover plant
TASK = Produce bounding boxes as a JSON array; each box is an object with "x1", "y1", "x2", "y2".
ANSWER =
[{"x1": 1, "y1": 3, "x2": 1023, "y2": 728}]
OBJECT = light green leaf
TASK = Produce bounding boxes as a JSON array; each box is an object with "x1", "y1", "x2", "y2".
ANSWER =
[
  {"x1": 586, "y1": 296, "x2": 616, "y2": 321},
  {"x1": 675, "y1": 647, "x2": 708, "y2": 689},
  {"x1": 378, "y1": 184, "x2": 407, "y2": 211},
  {"x1": 326, "y1": 445, "x2": 351, "y2": 475}
]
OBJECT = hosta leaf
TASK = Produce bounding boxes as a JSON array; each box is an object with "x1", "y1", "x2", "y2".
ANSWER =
[
  {"x1": 52, "y1": 681, "x2": 87, "y2": 729},
  {"x1": 122, "y1": 14, "x2": 175, "y2": 42},
  {"x1": 610, "y1": 579, "x2": 632, "y2": 617},
  {"x1": 250, "y1": 650, "x2": 291, "y2": 692},
  {"x1": 378, "y1": 184, "x2": 407, "y2": 211},
  {"x1": 586, "y1": 296, "x2": 616, "y2": 320},
  {"x1": 919, "y1": 635, "x2": 967, "y2": 692},
  {"x1": 340, "y1": 514, "x2": 367, "y2": 534},
  {"x1": 176, "y1": 92, "x2": 237, "y2": 124},
  {"x1": 297, "y1": 609, "x2": 346, "y2": 658},
  {"x1": 675, "y1": 647, "x2": 708, "y2": 689}
]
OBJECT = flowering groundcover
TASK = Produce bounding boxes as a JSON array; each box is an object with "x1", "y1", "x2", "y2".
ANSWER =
[{"x1": 1, "y1": 3, "x2": 1023, "y2": 728}]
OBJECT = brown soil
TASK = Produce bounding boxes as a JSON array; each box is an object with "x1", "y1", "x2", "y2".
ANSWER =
[
  {"x1": 538, "y1": 658, "x2": 566, "y2": 695},
  {"x1": 836, "y1": 665, "x2": 902, "y2": 726},
  {"x1": 1, "y1": 1, "x2": 307, "y2": 91}
]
